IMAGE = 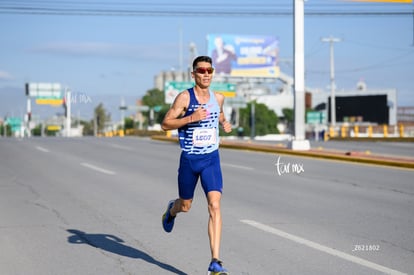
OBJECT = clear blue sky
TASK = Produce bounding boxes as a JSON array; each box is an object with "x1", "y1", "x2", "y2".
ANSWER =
[{"x1": 0, "y1": 0, "x2": 413, "y2": 121}]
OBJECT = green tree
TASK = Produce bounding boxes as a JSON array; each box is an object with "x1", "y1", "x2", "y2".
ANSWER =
[
  {"x1": 282, "y1": 108, "x2": 294, "y2": 133},
  {"x1": 282, "y1": 108, "x2": 293, "y2": 123},
  {"x1": 239, "y1": 102, "x2": 279, "y2": 137},
  {"x1": 94, "y1": 103, "x2": 111, "y2": 133},
  {"x1": 0, "y1": 124, "x2": 12, "y2": 137},
  {"x1": 142, "y1": 88, "x2": 165, "y2": 107},
  {"x1": 142, "y1": 88, "x2": 169, "y2": 126},
  {"x1": 32, "y1": 124, "x2": 43, "y2": 136},
  {"x1": 156, "y1": 106, "x2": 170, "y2": 125},
  {"x1": 81, "y1": 120, "x2": 94, "y2": 136},
  {"x1": 124, "y1": 117, "x2": 134, "y2": 130},
  {"x1": 282, "y1": 108, "x2": 313, "y2": 133}
]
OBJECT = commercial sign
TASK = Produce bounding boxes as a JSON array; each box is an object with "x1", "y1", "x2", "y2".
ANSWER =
[
  {"x1": 207, "y1": 34, "x2": 279, "y2": 78},
  {"x1": 26, "y1": 83, "x2": 63, "y2": 105},
  {"x1": 164, "y1": 81, "x2": 236, "y2": 104}
]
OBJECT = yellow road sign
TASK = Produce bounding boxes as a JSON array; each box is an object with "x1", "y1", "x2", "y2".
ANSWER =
[
  {"x1": 47, "y1": 125, "x2": 61, "y2": 131},
  {"x1": 35, "y1": 98, "x2": 64, "y2": 106}
]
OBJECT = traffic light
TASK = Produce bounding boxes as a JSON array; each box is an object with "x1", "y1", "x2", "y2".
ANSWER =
[
  {"x1": 230, "y1": 108, "x2": 237, "y2": 125},
  {"x1": 62, "y1": 97, "x2": 67, "y2": 117}
]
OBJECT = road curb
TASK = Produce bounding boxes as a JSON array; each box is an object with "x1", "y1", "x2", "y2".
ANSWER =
[{"x1": 151, "y1": 135, "x2": 414, "y2": 169}]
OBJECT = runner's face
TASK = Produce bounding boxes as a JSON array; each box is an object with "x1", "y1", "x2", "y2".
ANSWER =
[{"x1": 192, "y1": 61, "x2": 213, "y2": 88}]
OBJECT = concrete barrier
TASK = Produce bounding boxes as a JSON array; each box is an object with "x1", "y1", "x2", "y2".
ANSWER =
[{"x1": 151, "y1": 135, "x2": 414, "y2": 170}]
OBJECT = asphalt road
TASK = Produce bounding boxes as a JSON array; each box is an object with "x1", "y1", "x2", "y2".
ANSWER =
[{"x1": 0, "y1": 137, "x2": 413, "y2": 275}]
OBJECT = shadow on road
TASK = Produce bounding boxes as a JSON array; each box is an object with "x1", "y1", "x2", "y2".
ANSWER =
[{"x1": 67, "y1": 229, "x2": 187, "y2": 275}]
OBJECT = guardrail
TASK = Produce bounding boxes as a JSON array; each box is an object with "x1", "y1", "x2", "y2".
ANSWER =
[{"x1": 324, "y1": 124, "x2": 414, "y2": 140}]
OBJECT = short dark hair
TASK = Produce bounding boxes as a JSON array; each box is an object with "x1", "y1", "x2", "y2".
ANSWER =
[{"x1": 192, "y1": 56, "x2": 212, "y2": 70}]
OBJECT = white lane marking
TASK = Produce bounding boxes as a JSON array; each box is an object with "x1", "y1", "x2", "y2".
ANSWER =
[
  {"x1": 80, "y1": 162, "x2": 116, "y2": 175},
  {"x1": 222, "y1": 162, "x2": 254, "y2": 170},
  {"x1": 241, "y1": 219, "x2": 407, "y2": 275},
  {"x1": 36, "y1": 146, "x2": 50, "y2": 153}
]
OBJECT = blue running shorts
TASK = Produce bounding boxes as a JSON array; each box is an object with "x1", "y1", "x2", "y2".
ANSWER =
[{"x1": 177, "y1": 150, "x2": 223, "y2": 200}]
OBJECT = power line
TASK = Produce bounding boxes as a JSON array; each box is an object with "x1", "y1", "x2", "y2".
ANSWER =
[
  {"x1": 346, "y1": 39, "x2": 414, "y2": 51},
  {"x1": 307, "y1": 50, "x2": 414, "y2": 75},
  {"x1": 0, "y1": 0, "x2": 409, "y2": 7},
  {"x1": 0, "y1": 2, "x2": 411, "y2": 17},
  {"x1": 0, "y1": 10, "x2": 411, "y2": 17}
]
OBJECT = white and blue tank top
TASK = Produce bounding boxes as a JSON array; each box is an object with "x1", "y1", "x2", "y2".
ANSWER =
[{"x1": 178, "y1": 87, "x2": 220, "y2": 155}]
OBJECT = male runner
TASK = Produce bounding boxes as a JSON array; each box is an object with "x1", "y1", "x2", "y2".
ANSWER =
[{"x1": 161, "y1": 55, "x2": 232, "y2": 274}]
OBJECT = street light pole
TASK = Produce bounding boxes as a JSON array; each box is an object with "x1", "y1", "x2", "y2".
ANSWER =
[
  {"x1": 321, "y1": 36, "x2": 341, "y2": 127},
  {"x1": 26, "y1": 95, "x2": 31, "y2": 137},
  {"x1": 65, "y1": 88, "x2": 71, "y2": 137},
  {"x1": 289, "y1": 0, "x2": 310, "y2": 150}
]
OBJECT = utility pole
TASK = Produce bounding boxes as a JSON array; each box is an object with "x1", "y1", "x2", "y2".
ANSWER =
[
  {"x1": 65, "y1": 88, "x2": 71, "y2": 137},
  {"x1": 250, "y1": 100, "x2": 255, "y2": 140},
  {"x1": 120, "y1": 97, "x2": 125, "y2": 130},
  {"x1": 179, "y1": 24, "x2": 183, "y2": 72},
  {"x1": 189, "y1": 42, "x2": 198, "y2": 80},
  {"x1": 289, "y1": 0, "x2": 310, "y2": 150},
  {"x1": 26, "y1": 94, "x2": 31, "y2": 137},
  {"x1": 321, "y1": 36, "x2": 341, "y2": 127}
]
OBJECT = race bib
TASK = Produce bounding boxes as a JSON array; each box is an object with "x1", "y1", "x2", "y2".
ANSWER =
[{"x1": 192, "y1": 128, "x2": 217, "y2": 147}]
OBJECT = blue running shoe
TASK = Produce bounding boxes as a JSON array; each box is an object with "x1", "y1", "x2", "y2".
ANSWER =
[
  {"x1": 162, "y1": 200, "x2": 176, "y2": 233},
  {"x1": 208, "y1": 258, "x2": 229, "y2": 275}
]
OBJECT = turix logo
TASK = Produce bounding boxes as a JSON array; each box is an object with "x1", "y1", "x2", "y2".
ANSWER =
[{"x1": 275, "y1": 156, "x2": 305, "y2": 176}]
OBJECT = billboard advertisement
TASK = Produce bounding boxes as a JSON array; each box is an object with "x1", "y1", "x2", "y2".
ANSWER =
[
  {"x1": 207, "y1": 34, "x2": 279, "y2": 78},
  {"x1": 329, "y1": 95, "x2": 389, "y2": 124}
]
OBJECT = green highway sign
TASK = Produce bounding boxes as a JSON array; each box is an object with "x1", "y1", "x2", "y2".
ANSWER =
[
  {"x1": 26, "y1": 82, "x2": 63, "y2": 105},
  {"x1": 6, "y1": 117, "x2": 22, "y2": 132},
  {"x1": 306, "y1": 111, "x2": 326, "y2": 124},
  {"x1": 226, "y1": 96, "x2": 247, "y2": 108}
]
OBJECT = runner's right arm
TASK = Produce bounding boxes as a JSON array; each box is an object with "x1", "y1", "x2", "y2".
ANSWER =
[{"x1": 161, "y1": 91, "x2": 190, "y2": 131}]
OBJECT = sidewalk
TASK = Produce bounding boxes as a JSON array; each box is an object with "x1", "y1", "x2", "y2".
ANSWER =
[{"x1": 152, "y1": 135, "x2": 414, "y2": 169}]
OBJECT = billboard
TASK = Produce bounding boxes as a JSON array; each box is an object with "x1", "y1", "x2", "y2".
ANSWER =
[
  {"x1": 164, "y1": 81, "x2": 236, "y2": 104},
  {"x1": 328, "y1": 95, "x2": 389, "y2": 124},
  {"x1": 207, "y1": 34, "x2": 279, "y2": 78}
]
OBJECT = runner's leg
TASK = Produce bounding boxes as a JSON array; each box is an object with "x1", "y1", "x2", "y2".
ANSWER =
[
  {"x1": 170, "y1": 198, "x2": 193, "y2": 216},
  {"x1": 207, "y1": 191, "x2": 222, "y2": 260}
]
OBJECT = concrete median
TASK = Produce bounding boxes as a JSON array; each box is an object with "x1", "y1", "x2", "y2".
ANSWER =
[{"x1": 151, "y1": 135, "x2": 414, "y2": 170}]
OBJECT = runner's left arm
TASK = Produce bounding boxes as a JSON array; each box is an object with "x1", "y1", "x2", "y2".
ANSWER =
[{"x1": 215, "y1": 92, "x2": 232, "y2": 133}]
